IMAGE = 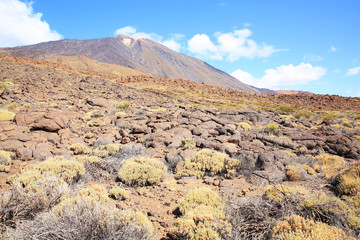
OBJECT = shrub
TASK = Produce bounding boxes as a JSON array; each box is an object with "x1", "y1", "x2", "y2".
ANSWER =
[
  {"x1": 301, "y1": 164, "x2": 316, "y2": 175},
  {"x1": 0, "y1": 150, "x2": 12, "y2": 172},
  {"x1": 13, "y1": 196, "x2": 153, "y2": 240},
  {"x1": 175, "y1": 149, "x2": 241, "y2": 179},
  {"x1": 336, "y1": 160, "x2": 360, "y2": 196},
  {"x1": 170, "y1": 188, "x2": 230, "y2": 240},
  {"x1": 322, "y1": 112, "x2": 336, "y2": 121},
  {"x1": 238, "y1": 122, "x2": 251, "y2": 131},
  {"x1": 9, "y1": 156, "x2": 85, "y2": 185},
  {"x1": 182, "y1": 138, "x2": 196, "y2": 150},
  {"x1": 74, "y1": 155, "x2": 100, "y2": 164},
  {"x1": 272, "y1": 215, "x2": 354, "y2": 240},
  {"x1": 343, "y1": 121, "x2": 353, "y2": 128},
  {"x1": 69, "y1": 143, "x2": 92, "y2": 155},
  {"x1": 0, "y1": 109, "x2": 15, "y2": 121},
  {"x1": 93, "y1": 143, "x2": 120, "y2": 158},
  {"x1": 285, "y1": 165, "x2": 303, "y2": 181},
  {"x1": 267, "y1": 123, "x2": 278, "y2": 132},
  {"x1": 87, "y1": 119, "x2": 105, "y2": 127},
  {"x1": 314, "y1": 154, "x2": 347, "y2": 179},
  {"x1": 294, "y1": 110, "x2": 313, "y2": 119},
  {"x1": 109, "y1": 187, "x2": 130, "y2": 200},
  {"x1": 263, "y1": 185, "x2": 310, "y2": 202},
  {"x1": 355, "y1": 114, "x2": 360, "y2": 120},
  {"x1": 118, "y1": 156, "x2": 166, "y2": 186},
  {"x1": 276, "y1": 105, "x2": 297, "y2": 114},
  {"x1": 116, "y1": 101, "x2": 131, "y2": 111},
  {"x1": 280, "y1": 150, "x2": 296, "y2": 158}
]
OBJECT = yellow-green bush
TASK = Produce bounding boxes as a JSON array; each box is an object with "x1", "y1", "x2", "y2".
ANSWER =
[
  {"x1": 0, "y1": 150, "x2": 12, "y2": 172},
  {"x1": 267, "y1": 123, "x2": 278, "y2": 132},
  {"x1": 87, "y1": 119, "x2": 105, "y2": 127},
  {"x1": 285, "y1": 165, "x2": 303, "y2": 181},
  {"x1": 0, "y1": 109, "x2": 15, "y2": 121},
  {"x1": 116, "y1": 101, "x2": 131, "y2": 111},
  {"x1": 74, "y1": 155, "x2": 100, "y2": 164},
  {"x1": 276, "y1": 105, "x2": 297, "y2": 114},
  {"x1": 182, "y1": 138, "x2": 196, "y2": 150},
  {"x1": 294, "y1": 110, "x2": 313, "y2": 119},
  {"x1": 69, "y1": 143, "x2": 92, "y2": 155},
  {"x1": 175, "y1": 149, "x2": 241, "y2": 179},
  {"x1": 280, "y1": 150, "x2": 296, "y2": 158},
  {"x1": 272, "y1": 215, "x2": 354, "y2": 240},
  {"x1": 238, "y1": 122, "x2": 251, "y2": 131},
  {"x1": 343, "y1": 121, "x2": 353, "y2": 128},
  {"x1": 93, "y1": 143, "x2": 120, "y2": 157},
  {"x1": 263, "y1": 185, "x2": 310, "y2": 202},
  {"x1": 118, "y1": 156, "x2": 166, "y2": 186},
  {"x1": 109, "y1": 187, "x2": 130, "y2": 200},
  {"x1": 301, "y1": 164, "x2": 316, "y2": 175},
  {"x1": 170, "y1": 188, "x2": 230, "y2": 240},
  {"x1": 9, "y1": 156, "x2": 85, "y2": 185},
  {"x1": 314, "y1": 154, "x2": 347, "y2": 179},
  {"x1": 336, "y1": 160, "x2": 360, "y2": 196}
]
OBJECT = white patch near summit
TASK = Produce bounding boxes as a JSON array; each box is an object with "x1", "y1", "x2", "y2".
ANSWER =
[{"x1": 122, "y1": 38, "x2": 132, "y2": 46}]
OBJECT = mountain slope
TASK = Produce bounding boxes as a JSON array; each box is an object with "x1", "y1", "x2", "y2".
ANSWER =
[{"x1": 2, "y1": 35, "x2": 259, "y2": 93}]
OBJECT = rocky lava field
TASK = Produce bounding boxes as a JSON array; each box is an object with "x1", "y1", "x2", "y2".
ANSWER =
[{"x1": 1, "y1": 55, "x2": 360, "y2": 239}]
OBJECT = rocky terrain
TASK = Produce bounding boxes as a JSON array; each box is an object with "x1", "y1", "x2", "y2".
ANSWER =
[{"x1": 1, "y1": 55, "x2": 360, "y2": 239}]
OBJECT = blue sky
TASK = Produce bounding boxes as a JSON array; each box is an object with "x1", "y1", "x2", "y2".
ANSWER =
[{"x1": 1, "y1": 0, "x2": 359, "y2": 96}]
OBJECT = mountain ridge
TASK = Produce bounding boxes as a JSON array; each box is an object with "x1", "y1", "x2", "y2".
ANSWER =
[{"x1": 1, "y1": 35, "x2": 260, "y2": 93}]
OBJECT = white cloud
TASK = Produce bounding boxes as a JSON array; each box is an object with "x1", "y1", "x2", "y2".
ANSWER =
[
  {"x1": 231, "y1": 63, "x2": 327, "y2": 89},
  {"x1": 346, "y1": 66, "x2": 360, "y2": 76},
  {"x1": 243, "y1": 22, "x2": 251, "y2": 27},
  {"x1": 303, "y1": 54, "x2": 324, "y2": 62},
  {"x1": 187, "y1": 28, "x2": 286, "y2": 62},
  {"x1": 114, "y1": 26, "x2": 183, "y2": 52},
  {"x1": 333, "y1": 69, "x2": 342, "y2": 73},
  {"x1": 0, "y1": 0, "x2": 62, "y2": 47},
  {"x1": 329, "y1": 45, "x2": 339, "y2": 52}
]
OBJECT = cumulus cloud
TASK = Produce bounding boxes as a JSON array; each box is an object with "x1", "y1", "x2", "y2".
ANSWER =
[
  {"x1": 329, "y1": 45, "x2": 339, "y2": 52},
  {"x1": 114, "y1": 26, "x2": 183, "y2": 52},
  {"x1": 0, "y1": 0, "x2": 62, "y2": 47},
  {"x1": 303, "y1": 54, "x2": 324, "y2": 62},
  {"x1": 187, "y1": 28, "x2": 286, "y2": 62},
  {"x1": 231, "y1": 63, "x2": 327, "y2": 89},
  {"x1": 346, "y1": 66, "x2": 360, "y2": 76}
]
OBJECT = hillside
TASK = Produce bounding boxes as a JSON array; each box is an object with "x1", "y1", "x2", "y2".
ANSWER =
[
  {"x1": 1, "y1": 35, "x2": 259, "y2": 93},
  {"x1": 1, "y1": 55, "x2": 360, "y2": 239}
]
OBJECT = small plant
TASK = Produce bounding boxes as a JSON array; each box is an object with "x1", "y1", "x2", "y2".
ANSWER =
[
  {"x1": 285, "y1": 165, "x2": 303, "y2": 181},
  {"x1": 69, "y1": 143, "x2": 92, "y2": 155},
  {"x1": 280, "y1": 150, "x2": 296, "y2": 158},
  {"x1": 175, "y1": 149, "x2": 241, "y2": 179},
  {"x1": 0, "y1": 109, "x2": 15, "y2": 121},
  {"x1": 170, "y1": 187, "x2": 230, "y2": 240},
  {"x1": 342, "y1": 121, "x2": 353, "y2": 128},
  {"x1": 9, "y1": 156, "x2": 85, "y2": 185},
  {"x1": 0, "y1": 150, "x2": 12, "y2": 172},
  {"x1": 275, "y1": 105, "x2": 297, "y2": 114},
  {"x1": 294, "y1": 110, "x2": 313, "y2": 119},
  {"x1": 272, "y1": 215, "x2": 354, "y2": 240},
  {"x1": 267, "y1": 123, "x2": 278, "y2": 132},
  {"x1": 109, "y1": 187, "x2": 130, "y2": 200},
  {"x1": 182, "y1": 138, "x2": 196, "y2": 150},
  {"x1": 301, "y1": 164, "x2": 316, "y2": 175},
  {"x1": 118, "y1": 156, "x2": 167, "y2": 186},
  {"x1": 116, "y1": 101, "x2": 131, "y2": 111},
  {"x1": 87, "y1": 119, "x2": 105, "y2": 127},
  {"x1": 322, "y1": 112, "x2": 336, "y2": 121},
  {"x1": 93, "y1": 143, "x2": 120, "y2": 157},
  {"x1": 74, "y1": 155, "x2": 100, "y2": 164},
  {"x1": 238, "y1": 122, "x2": 251, "y2": 131},
  {"x1": 314, "y1": 154, "x2": 347, "y2": 179}
]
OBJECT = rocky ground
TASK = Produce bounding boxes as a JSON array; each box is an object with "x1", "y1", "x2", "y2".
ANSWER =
[{"x1": 1, "y1": 55, "x2": 360, "y2": 239}]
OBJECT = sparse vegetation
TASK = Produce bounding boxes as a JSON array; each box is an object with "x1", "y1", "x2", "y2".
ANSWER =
[
  {"x1": 175, "y1": 149, "x2": 241, "y2": 179},
  {"x1": 109, "y1": 187, "x2": 130, "y2": 200},
  {"x1": 69, "y1": 143, "x2": 92, "y2": 155},
  {"x1": 314, "y1": 153, "x2": 347, "y2": 179},
  {"x1": 170, "y1": 187, "x2": 230, "y2": 240},
  {"x1": 116, "y1": 101, "x2": 131, "y2": 111},
  {"x1": 267, "y1": 123, "x2": 278, "y2": 132},
  {"x1": 93, "y1": 143, "x2": 120, "y2": 157},
  {"x1": 0, "y1": 150, "x2": 12, "y2": 172},
  {"x1": 272, "y1": 215, "x2": 354, "y2": 240},
  {"x1": 118, "y1": 156, "x2": 167, "y2": 186},
  {"x1": 87, "y1": 119, "x2": 105, "y2": 127},
  {"x1": 182, "y1": 138, "x2": 196, "y2": 149},
  {"x1": 276, "y1": 105, "x2": 297, "y2": 114},
  {"x1": 238, "y1": 122, "x2": 251, "y2": 131},
  {"x1": 0, "y1": 109, "x2": 15, "y2": 121}
]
